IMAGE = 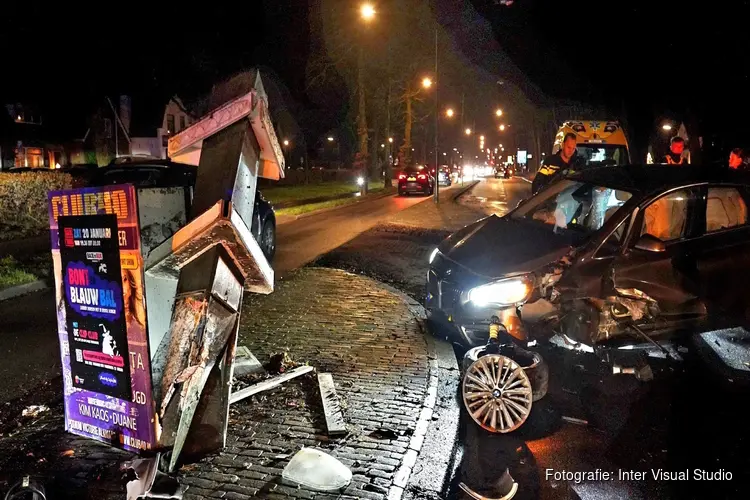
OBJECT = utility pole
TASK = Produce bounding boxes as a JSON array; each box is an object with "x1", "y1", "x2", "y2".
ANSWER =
[
  {"x1": 433, "y1": 26, "x2": 439, "y2": 204},
  {"x1": 384, "y1": 39, "x2": 392, "y2": 188}
]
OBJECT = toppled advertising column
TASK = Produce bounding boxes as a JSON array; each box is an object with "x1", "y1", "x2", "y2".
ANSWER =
[{"x1": 48, "y1": 71, "x2": 285, "y2": 472}]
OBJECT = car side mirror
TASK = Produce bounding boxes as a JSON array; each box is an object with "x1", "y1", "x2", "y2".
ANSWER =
[{"x1": 633, "y1": 234, "x2": 666, "y2": 252}]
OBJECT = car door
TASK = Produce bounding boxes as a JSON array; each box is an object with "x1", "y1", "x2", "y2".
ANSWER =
[
  {"x1": 692, "y1": 184, "x2": 750, "y2": 320},
  {"x1": 610, "y1": 186, "x2": 705, "y2": 317}
]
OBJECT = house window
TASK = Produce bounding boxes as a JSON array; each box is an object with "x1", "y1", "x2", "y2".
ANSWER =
[
  {"x1": 104, "y1": 118, "x2": 112, "y2": 139},
  {"x1": 179, "y1": 115, "x2": 186, "y2": 131},
  {"x1": 167, "y1": 114, "x2": 175, "y2": 134}
]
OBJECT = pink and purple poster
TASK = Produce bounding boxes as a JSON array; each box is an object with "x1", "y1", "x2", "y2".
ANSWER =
[{"x1": 49, "y1": 185, "x2": 155, "y2": 452}]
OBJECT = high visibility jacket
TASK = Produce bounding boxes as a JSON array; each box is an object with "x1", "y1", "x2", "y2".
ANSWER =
[{"x1": 532, "y1": 152, "x2": 576, "y2": 194}]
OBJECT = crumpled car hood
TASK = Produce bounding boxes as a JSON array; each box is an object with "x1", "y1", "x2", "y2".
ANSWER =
[{"x1": 438, "y1": 215, "x2": 577, "y2": 279}]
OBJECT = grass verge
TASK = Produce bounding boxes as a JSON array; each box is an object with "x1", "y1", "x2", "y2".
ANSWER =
[
  {"x1": 0, "y1": 256, "x2": 37, "y2": 289},
  {"x1": 276, "y1": 186, "x2": 394, "y2": 217},
  {"x1": 261, "y1": 181, "x2": 360, "y2": 205}
]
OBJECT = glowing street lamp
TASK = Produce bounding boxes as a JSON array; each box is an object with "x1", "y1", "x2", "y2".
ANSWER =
[
  {"x1": 662, "y1": 123, "x2": 673, "y2": 131},
  {"x1": 446, "y1": 108, "x2": 454, "y2": 118},
  {"x1": 499, "y1": 124, "x2": 506, "y2": 131},
  {"x1": 327, "y1": 136, "x2": 335, "y2": 142},
  {"x1": 422, "y1": 77, "x2": 433, "y2": 89},
  {"x1": 388, "y1": 137, "x2": 393, "y2": 143},
  {"x1": 495, "y1": 108, "x2": 503, "y2": 117},
  {"x1": 283, "y1": 139, "x2": 290, "y2": 147},
  {"x1": 360, "y1": 3, "x2": 376, "y2": 21},
  {"x1": 465, "y1": 128, "x2": 472, "y2": 136},
  {"x1": 479, "y1": 135, "x2": 485, "y2": 141}
]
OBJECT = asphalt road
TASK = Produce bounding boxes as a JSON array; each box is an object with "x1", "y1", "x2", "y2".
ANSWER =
[
  {"x1": 458, "y1": 175, "x2": 531, "y2": 217},
  {"x1": 274, "y1": 184, "x2": 465, "y2": 277}
]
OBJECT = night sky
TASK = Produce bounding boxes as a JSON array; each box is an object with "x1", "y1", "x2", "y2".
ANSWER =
[{"x1": 3, "y1": 1, "x2": 748, "y2": 156}]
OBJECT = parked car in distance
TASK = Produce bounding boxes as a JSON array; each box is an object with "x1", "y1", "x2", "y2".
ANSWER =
[
  {"x1": 427, "y1": 165, "x2": 750, "y2": 364},
  {"x1": 437, "y1": 166, "x2": 453, "y2": 186},
  {"x1": 495, "y1": 164, "x2": 514, "y2": 179},
  {"x1": 398, "y1": 165, "x2": 435, "y2": 196},
  {"x1": 88, "y1": 159, "x2": 277, "y2": 262}
]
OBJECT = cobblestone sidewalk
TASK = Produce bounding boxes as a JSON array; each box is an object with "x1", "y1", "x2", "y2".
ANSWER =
[{"x1": 0, "y1": 268, "x2": 436, "y2": 500}]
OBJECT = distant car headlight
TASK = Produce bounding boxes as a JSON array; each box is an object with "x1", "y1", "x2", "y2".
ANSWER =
[
  {"x1": 467, "y1": 277, "x2": 532, "y2": 308},
  {"x1": 429, "y1": 248, "x2": 440, "y2": 264}
]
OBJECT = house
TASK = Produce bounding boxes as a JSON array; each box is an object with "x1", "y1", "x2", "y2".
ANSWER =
[
  {"x1": 130, "y1": 96, "x2": 195, "y2": 159},
  {"x1": 71, "y1": 95, "x2": 196, "y2": 166},
  {"x1": 0, "y1": 103, "x2": 66, "y2": 169}
]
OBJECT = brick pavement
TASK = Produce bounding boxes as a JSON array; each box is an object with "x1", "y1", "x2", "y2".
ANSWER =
[{"x1": 0, "y1": 268, "x2": 434, "y2": 500}]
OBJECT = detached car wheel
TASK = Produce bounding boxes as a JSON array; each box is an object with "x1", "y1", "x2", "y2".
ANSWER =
[
  {"x1": 260, "y1": 219, "x2": 276, "y2": 262},
  {"x1": 462, "y1": 354, "x2": 533, "y2": 433},
  {"x1": 462, "y1": 344, "x2": 548, "y2": 402}
]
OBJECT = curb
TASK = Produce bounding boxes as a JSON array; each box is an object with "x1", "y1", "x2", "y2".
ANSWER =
[
  {"x1": 371, "y1": 281, "x2": 460, "y2": 500},
  {"x1": 0, "y1": 279, "x2": 49, "y2": 301},
  {"x1": 449, "y1": 180, "x2": 480, "y2": 201},
  {"x1": 276, "y1": 189, "x2": 397, "y2": 225}
]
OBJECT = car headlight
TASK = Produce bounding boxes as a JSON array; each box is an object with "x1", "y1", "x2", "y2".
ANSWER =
[
  {"x1": 429, "y1": 248, "x2": 440, "y2": 264},
  {"x1": 467, "y1": 277, "x2": 532, "y2": 308}
]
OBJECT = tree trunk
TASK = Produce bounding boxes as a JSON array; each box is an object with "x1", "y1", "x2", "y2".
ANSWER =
[{"x1": 399, "y1": 91, "x2": 413, "y2": 166}]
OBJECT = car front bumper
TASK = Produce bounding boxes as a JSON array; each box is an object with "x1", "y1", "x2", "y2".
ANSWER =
[{"x1": 425, "y1": 268, "x2": 531, "y2": 346}]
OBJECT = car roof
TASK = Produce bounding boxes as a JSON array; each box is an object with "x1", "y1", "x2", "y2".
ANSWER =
[{"x1": 568, "y1": 164, "x2": 750, "y2": 195}]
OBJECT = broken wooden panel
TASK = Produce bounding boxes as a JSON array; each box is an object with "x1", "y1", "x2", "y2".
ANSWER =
[
  {"x1": 229, "y1": 366, "x2": 314, "y2": 405},
  {"x1": 317, "y1": 373, "x2": 347, "y2": 436}
]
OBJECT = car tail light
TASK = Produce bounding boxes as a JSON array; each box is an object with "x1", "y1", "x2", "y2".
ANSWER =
[
  {"x1": 398, "y1": 174, "x2": 406, "y2": 180},
  {"x1": 418, "y1": 174, "x2": 426, "y2": 180}
]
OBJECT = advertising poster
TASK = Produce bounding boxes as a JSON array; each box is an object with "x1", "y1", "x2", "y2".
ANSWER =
[{"x1": 49, "y1": 185, "x2": 155, "y2": 452}]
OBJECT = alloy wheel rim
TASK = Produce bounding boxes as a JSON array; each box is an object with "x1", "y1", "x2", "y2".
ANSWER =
[{"x1": 462, "y1": 354, "x2": 532, "y2": 433}]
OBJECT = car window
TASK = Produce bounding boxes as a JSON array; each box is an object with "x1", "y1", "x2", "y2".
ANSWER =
[
  {"x1": 705, "y1": 186, "x2": 747, "y2": 233},
  {"x1": 639, "y1": 188, "x2": 695, "y2": 242},
  {"x1": 97, "y1": 169, "x2": 162, "y2": 186},
  {"x1": 512, "y1": 179, "x2": 632, "y2": 236}
]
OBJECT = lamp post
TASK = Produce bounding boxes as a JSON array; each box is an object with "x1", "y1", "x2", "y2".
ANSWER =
[{"x1": 358, "y1": 3, "x2": 375, "y2": 194}]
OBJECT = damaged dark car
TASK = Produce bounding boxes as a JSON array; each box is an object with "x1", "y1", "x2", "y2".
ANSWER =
[
  {"x1": 429, "y1": 165, "x2": 750, "y2": 432},
  {"x1": 433, "y1": 167, "x2": 750, "y2": 354}
]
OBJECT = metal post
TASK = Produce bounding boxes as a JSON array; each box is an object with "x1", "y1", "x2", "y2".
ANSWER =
[{"x1": 433, "y1": 26, "x2": 439, "y2": 204}]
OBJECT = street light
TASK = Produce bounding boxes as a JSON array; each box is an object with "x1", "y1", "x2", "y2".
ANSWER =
[
  {"x1": 360, "y1": 3, "x2": 376, "y2": 21},
  {"x1": 479, "y1": 135, "x2": 485, "y2": 141},
  {"x1": 422, "y1": 77, "x2": 433, "y2": 89},
  {"x1": 327, "y1": 136, "x2": 335, "y2": 142},
  {"x1": 283, "y1": 139, "x2": 290, "y2": 147},
  {"x1": 499, "y1": 124, "x2": 506, "y2": 131},
  {"x1": 388, "y1": 137, "x2": 393, "y2": 143},
  {"x1": 446, "y1": 108, "x2": 454, "y2": 118},
  {"x1": 662, "y1": 123, "x2": 672, "y2": 131},
  {"x1": 495, "y1": 108, "x2": 503, "y2": 117},
  {"x1": 465, "y1": 128, "x2": 472, "y2": 136}
]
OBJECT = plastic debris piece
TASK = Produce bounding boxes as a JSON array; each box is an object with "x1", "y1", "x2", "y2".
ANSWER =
[
  {"x1": 281, "y1": 448, "x2": 352, "y2": 492},
  {"x1": 125, "y1": 453, "x2": 184, "y2": 500},
  {"x1": 22, "y1": 405, "x2": 49, "y2": 418},
  {"x1": 61, "y1": 450, "x2": 75, "y2": 457},
  {"x1": 561, "y1": 416, "x2": 588, "y2": 426}
]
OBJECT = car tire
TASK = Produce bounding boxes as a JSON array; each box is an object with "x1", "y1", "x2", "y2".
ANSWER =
[
  {"x1": 260, "y1": 218, "x2": 276, "y2": 262},
  {"x1": 462, "y1": 344, "x2": 548, "y2": 402}
]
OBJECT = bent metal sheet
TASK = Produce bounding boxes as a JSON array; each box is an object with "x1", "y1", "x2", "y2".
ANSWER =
[{"x1": 49, "y1": 185, "x2": 155, "y2": 452}]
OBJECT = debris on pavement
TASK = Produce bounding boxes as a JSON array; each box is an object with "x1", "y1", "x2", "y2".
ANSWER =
[
  {"x1": 266, "y1": 351, "x2": 299, "y2": 374},
  {"x1": 233, "y1": 346, "x2": 265, "y2": 377},
  {"x1": 368, "y1": 428, "x2": 401, "y2": 440},
  {"x1": 230, "y1": 365, "x2": 314, "y2": 405},
  {"x1": 317, "y1": 372, "x2": 347, "y2": 436},
  {"x1": 21, "y1": 405, "x2": 49, "y2": 418},
  {"x1": 281, "y1": 447, "x2": 352, "y2": 492},
  {"x1": 561, "y1": 416, "x2": 589, "y2": 426},
  {"x1": 60, "y1": 450, "x2": 75, "y2": 457},
  {"x1": 4, "y1": 475, "x2": 47, "y2": 500},
  {"x1": 124, "y1": 453, "x2": 184, "y2": 500}
]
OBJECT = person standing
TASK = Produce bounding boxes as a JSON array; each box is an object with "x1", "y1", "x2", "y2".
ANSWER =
[
  {"x1": 664, "y1": 136, "x2": 688, "y2": 165},
  {"x1": 532, "y1": 132, "x2": 579, "y2": 195}
]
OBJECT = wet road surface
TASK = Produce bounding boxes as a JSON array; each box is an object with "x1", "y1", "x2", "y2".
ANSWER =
[
  {"x1": 458, "y1": 175, "x2": 531, "y2": 217},
  {"x1": 275, "y1": 184, "x2": 466, "y2": 276}
]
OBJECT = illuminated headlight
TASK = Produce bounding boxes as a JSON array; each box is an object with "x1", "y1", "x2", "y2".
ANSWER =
[
  {"x1": 429, "y1": 248, "x2": 440, "y2": 264},
  {"x1": 467, "y1": 277, "x2": 532, "y2": 308}
]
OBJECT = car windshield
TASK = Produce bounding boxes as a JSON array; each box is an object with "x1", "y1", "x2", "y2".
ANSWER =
[
  {"x1": 511, "y1": 179, "x2": 633, "y2": 235},
  {"x1": 575, "y1": 144, "x2": 629, "y2": 167}
]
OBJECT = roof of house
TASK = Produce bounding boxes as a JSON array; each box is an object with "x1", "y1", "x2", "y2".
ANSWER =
[{"x1": 129, "y1": 95, "x2": 190, "y2": 137}]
